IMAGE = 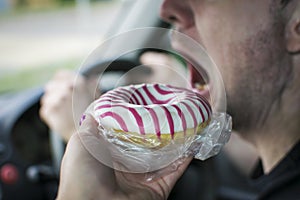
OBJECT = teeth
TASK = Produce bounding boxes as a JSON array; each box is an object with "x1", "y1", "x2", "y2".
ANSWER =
[{"x1": 194, "y1": 82, "x2": 208, "y2": 91}]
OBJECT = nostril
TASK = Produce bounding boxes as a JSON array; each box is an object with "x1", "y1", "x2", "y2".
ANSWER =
[
  {"x1": 169, "y1": 15, "x2": 177, "y2": 22},
  {"x1": 160, "y1": 0, "x2": 194, "y2": 29}
]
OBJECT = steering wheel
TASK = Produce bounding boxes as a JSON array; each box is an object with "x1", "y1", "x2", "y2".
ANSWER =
[{"x1": 49, "y1": 0, "x2": 167, "y2": 175}]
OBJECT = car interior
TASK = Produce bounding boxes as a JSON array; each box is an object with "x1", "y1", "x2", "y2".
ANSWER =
[{"x1": 0, "y1": 1, "x2": 257, "y2": 199}]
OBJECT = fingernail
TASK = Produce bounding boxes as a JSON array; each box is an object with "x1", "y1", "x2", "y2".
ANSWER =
[{"x1": 79, "y1": 114, "x2": 86, "y2": 126}]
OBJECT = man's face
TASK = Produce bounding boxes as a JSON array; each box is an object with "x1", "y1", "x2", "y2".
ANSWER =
[{"x1": 160, "y1": 0, "x2": 292, "y2": 133}]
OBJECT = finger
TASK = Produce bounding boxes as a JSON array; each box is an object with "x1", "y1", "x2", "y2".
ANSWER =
[
  {"x1": 140, "y1": 52, "x2": 170, "y2": 65},
  {"x1": 58, "y1": 134, "x2": 117, "y2": 199},
  {"x1": 63, "y1": 115, "x2": 118, "y2": 189},
  {"x1": 140, "y1": 51, "x2": 157, "y2": 64},
  {"x1": 86, "y1": 76, "x2": 101, "y2": 99},
  {"x1": 142, "y1": 156, "x2": 193, "y2": 199},
  {"x1": 78, "y1": 114, "x2": 99, "y2": 136},
  {"x1": 54, "y1": 70, "x2": 75, "y2": 80},
  {"x1": 44, "y1": 80, "x2": 58, "y2": 93},
  {"x1": 63, "y1": 134, "x2": 116, "y2": 181},
  {"x1": 78, "y1": 114, "x2": 116, "y2": 176},
  {"x1": 45, "y1": 70, "x2": 79, "y2": 93},
  {"x1": 39, "y1": 104, "x2": 48, "y2": 123},
  {"x1": 163, "y1": 156, "x2": 193, "y2": 189},
  {"x1": 40, "y1": 88, "x2": 73, "y2": 126},
  {"x1": 40, "y1": 92, "x2": 69, "y2": 115},
  {"x1": 44, "y1": 78, "x2": 73, "y2": 93},
  {"x1": 42, "y1": 80, "x2": 74, "y2": 106}
]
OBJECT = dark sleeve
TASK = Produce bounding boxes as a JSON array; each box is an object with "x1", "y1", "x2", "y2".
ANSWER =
[
  {"x1": 258, "y1": 171, "x2": 300, "y2": 200},
  {"x1": 168, "y1": 158, "x2": 218, "y2": 200}
]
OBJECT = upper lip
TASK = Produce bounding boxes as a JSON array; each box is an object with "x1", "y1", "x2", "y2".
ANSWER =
[
  {"x1": 170, "y1": 41, "x2": 209, "y2": 88},
  {"x1": 170, "y1": 34, "x2": 210, "y2": 99}
]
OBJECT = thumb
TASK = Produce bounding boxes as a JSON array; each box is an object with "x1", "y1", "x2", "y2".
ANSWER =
[
  {"x1": 162, "y1": 156, "x2": 193, "y2": 190},
  {"x1": 138, "y1": 156, "x2": 193, "y2": 199},
  {"x1": 78, "y1": 113, "x2": 99, "y2": 135}
]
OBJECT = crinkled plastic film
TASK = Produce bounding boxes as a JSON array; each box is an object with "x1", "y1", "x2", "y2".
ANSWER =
[
  {"x1": 76, "y1": 28, "x2": 233, "y2": 180},
  {"x1": 83, "y1": 102, "x2": 232, "y2": 176}
]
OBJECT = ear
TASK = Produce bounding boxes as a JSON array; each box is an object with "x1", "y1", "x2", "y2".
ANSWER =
[{"x1": 286, "y1": 2, "x2": 300, "y2": 53}]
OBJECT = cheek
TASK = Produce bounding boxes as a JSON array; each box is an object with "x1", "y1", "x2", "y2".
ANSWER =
[
  {"x1": 192, "y1": 0, "x2": 272, "y2": 76},
  {"x1": 195, "y1": 24, "x2": 238, "y2": 91},
  {"x1": 224, "y1": 23, "x2": 289, "y2": 122},
  {"x1": 194, "y1": 24, "x2": 283, "y2": 96}
]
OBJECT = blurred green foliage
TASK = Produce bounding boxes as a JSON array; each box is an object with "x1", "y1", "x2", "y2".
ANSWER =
[
  {"x1": 0, "y1": 0, "x2": 115, "y2": 94},
  {"x1": 0, "y1": 59, "x2": 80, "y2": 94}
]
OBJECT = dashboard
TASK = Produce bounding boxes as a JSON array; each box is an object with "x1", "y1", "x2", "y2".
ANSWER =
[
  {"x1": 11, "y1": 103, "x2": 51, "y2": 165},
  {"x1": 0, "y1": 88, "x2": 57, "y2": 200}
]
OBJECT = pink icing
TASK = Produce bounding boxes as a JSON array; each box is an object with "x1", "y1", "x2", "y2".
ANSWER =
[
  {"x1": 97, "y1": 104, "x2": 145, "y2": 135},
  {"x1": 161, "y1": 106, "x2": 175, "y2": 139},
  {"x1": 95, "y1": 83, "x2": 211, "y2": 138},
  {"x1": 134, "y1": 87, "x2": 147, "y2": 105},
  {"x1": 99, "y1": 112, "x2": 128, "y2": 132},
  {"x1": 181, "y1": 102, "x2": 198, "y2": 129},
  {"x1": 146, "y1": 107, "x2": 161, "y2": 138},
  {"x1": 129, "y1": 107, "x2": 145, "y2": 135},
  {"x1": 154, "y1": 84, "x2": 174, "y2": 95},
  {"x1": 172, "y1": 104, "x2": 187, "y2": 135},
  {"x1": 143, "y1": 85, "x2": 173, "y2": 104}
]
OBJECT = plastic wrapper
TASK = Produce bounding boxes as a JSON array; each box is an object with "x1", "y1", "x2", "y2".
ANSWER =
[
  {"x1": 80, "y1": 102, "x2": 232, "y2": 175},
  {"x1": 76, "y1": 28, "x2": 233, "y2": 179}
]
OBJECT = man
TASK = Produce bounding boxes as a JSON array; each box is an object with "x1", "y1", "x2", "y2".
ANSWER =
[{"x1": 56, "y1": 0, "x2": 300, "y2": 199}]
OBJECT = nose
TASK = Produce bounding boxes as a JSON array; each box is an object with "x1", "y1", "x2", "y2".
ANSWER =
[{"x1": 160, "y1": 0, "x2": 194, "y2": 29}]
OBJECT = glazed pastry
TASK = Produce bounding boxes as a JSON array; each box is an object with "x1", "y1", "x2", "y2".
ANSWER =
[{"x1": 94, "y1": 83, "x2": 211, "y2": 148}]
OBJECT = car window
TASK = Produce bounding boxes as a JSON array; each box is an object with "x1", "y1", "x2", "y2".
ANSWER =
[{"x1": 0, "y1": 0, "x2": 124, "y2": 94}]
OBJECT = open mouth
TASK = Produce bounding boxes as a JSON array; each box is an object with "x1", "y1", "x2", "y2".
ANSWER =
[
  {"x1": 187, "y1": 62, "x2": 210, "y2": 101},
  {"x1": 169, "y1": 31, "x2": 211, "y2": 101}
]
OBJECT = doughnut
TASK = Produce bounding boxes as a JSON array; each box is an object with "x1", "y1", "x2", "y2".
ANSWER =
[{"x1": 94, "y1": 83, "x2": 211, "y2": 149}]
